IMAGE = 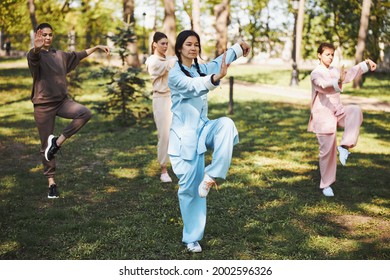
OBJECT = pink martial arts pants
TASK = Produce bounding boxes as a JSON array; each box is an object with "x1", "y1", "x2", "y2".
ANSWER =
[{"x1": 316, "y1": 105, "x2": 363, "y2": 189}]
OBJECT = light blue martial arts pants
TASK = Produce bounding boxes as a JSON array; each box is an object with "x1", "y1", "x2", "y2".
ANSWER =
[{"x1": 170, "y1": 117, "x2": 239, "y2": 244}]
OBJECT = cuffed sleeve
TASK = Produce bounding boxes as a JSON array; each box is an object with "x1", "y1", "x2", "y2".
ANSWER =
[
  {"x1": 205, "y1": 75, "x2": 219, "y2": 90},
  {"x1": 332, "y1": 79, "x2": 343, "y2": 93},
  {"x1": 359, "y1": 61, "x2": 369, "y2": 73},
  {"x1": 230, "y1": 43, "x2": 244, "y2": 58}
]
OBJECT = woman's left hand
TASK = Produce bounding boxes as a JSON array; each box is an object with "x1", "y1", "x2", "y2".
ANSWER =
[
  {"x1": 365, "y1": 59, "x2": 377, "y2": 72},
  {"x1": 97, "y1": 45, "x2": 110, "y2": 56},
  {"x1": 239, "y1": 40, "x2": 251, "y2": 57}
]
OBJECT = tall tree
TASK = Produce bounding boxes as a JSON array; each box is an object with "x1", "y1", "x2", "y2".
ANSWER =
[
  {"x1": 123, "y1": 0, "x2": 140, "y2": 67},
  {"x1": 27, "y1": 0, "x2": 38, "y2": 31},
  {"x1": 162, "y1": 0, "x2": 176, "y2": 56},
  {"x1": 295, "y1": 0, "x2": 305, "y2": 65},
  {"x1": 214, "y1": 0, "x2": 230, "y2": 57},
  {"x1": 192, "y1": 0, "x2": 202, "y2": 36},
  {"x1": 231, "y1": 0, "x2": 269, "y2": 61},
  {"x1": 353, "y1": 0, "x2": 371, "y2": 89}
]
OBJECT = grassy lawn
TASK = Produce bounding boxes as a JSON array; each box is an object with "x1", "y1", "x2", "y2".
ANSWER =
[{"x1": 0, "y1": 62, "x2": 389, "y2": 260}]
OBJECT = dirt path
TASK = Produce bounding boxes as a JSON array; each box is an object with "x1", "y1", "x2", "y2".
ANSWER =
[{"x1": 233, "y1": 81, "x2": 390, "y2": 112}]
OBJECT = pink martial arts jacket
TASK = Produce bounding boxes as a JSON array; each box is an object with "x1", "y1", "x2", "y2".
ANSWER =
[{"x1": 307, "y1": 61, "x2": 369, "y2": 134}]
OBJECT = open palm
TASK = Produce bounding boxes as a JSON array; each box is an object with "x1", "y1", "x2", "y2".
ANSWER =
[{"x1": 34, "y1": 29, "x2": 44, "y2": 49}]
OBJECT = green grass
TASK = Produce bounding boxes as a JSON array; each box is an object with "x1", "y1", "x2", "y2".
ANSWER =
[{"x1": 0, "y1": 63, "x2": 389, "y2": 260}]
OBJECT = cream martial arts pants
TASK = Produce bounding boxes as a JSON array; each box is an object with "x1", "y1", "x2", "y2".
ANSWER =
[{"x1": 153, "y1": 96, "x2": 172, "y2": 166}]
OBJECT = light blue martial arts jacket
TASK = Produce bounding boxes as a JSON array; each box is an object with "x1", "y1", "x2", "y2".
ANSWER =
[{"x1": 167, "y1": 43, "x2": 243, "y2": 159}]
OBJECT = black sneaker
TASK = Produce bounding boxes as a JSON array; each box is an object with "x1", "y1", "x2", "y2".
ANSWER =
[
  {"x1": 48, "y1": 184, "x2": 59, "y2": 199},
  {"x1": 45, "y1": 135, "x2": 60, "y2": 161}
]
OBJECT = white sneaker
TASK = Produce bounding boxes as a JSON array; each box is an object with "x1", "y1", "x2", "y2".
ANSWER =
[
  {"x1": 337, "y1": 146, "x2": 350, "y2": 166},
  {"x1": 322, "y1": 186, "x2": 334, "y2": 197},
  {"x1": 198, "y1": 174, "x2": 217, "y2": 198},
  {"x1": 186, "y1": 242, "x2": 202, "y2": 253},
  {"x1": 160, "y1": 172, "x2": 172, "y2": 183}
]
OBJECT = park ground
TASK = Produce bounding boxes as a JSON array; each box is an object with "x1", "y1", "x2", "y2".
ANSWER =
[{"x1": 0, "y1": 57, "x2": 389, "y2": 260}]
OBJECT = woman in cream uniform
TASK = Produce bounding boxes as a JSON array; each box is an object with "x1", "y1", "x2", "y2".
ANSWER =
[
  {"x1": 308, "y1": 42, "x2": 376, "y2": 197},
  {"x1": 145, "y1": 32, "x2": 177, "y2": 183},
  {"x1": 168, "y1": 30, "x2": 250, "y2": 252}
]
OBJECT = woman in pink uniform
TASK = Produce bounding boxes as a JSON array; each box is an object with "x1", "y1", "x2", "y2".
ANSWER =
[
  {"x1": 145, "y1": 32, "x2": 176, "y2": 182},
  {"x1": 308, "y1": 42, "x2": 376, "y2": 197}
]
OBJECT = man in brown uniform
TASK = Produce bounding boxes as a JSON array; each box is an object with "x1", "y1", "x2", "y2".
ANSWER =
[{"x1": 27, "y1": 23, "x2": 110, "y2": 198}]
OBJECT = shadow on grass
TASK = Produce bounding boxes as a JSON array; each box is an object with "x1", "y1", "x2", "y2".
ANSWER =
[{"x1": 0, "y1": 91, "x2": 389, "y2": 260}]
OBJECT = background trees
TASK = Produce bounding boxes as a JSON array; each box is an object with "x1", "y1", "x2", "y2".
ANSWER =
[{"x1": 1, "y1": 0, "x2": 388, "y2": 76}]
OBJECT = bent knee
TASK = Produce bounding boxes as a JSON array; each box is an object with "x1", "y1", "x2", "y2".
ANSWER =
[
  {"x1": 218, "y1": 116, "x2": 235, "y2": 127},
  {"x1": 81, "y1": 108, "x2": 93, "y2": 121}
]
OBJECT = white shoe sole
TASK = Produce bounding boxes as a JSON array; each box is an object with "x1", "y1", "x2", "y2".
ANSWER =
[{"x1": 44, "y1": 135, "x2": 55, "y2": 161}]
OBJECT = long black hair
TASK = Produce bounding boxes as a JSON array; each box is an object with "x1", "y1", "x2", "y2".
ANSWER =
[{"x1": 175, "y1": 30, "x2": 206, "y2": 77}]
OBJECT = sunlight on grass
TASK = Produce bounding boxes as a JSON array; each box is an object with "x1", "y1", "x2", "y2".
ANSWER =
[
  {"x1": 0, "y1": 99, "x2": 31, "y2": 111},
  {"x1": 69, "y1": 241, "x2": 101, "y2": 258},
  {"x1": 29, "y1": 165, "x2": 42, "y2": 174},
  {"x1": 308, "y1": 236, "x2": 358, "y2": 257},
  {"x1": 0, "y1": 175, "x2": 16, "y2": 192},
  {"x1": 357, "y1": 203, "x2": 389, "y2": 216},
  {"x1": 356, "y1": 135, "x2": 390, "y2": 155},
  {"x1": 244, "y1": 219, "x2": 262, "y2": 229},
  {"x1": 110, "y1": 167, "x2": 140, "y2": 179},
  {"x1": 301, "y1": 204, "x2": 350, "y2": 215},
  {"x1": 105, "y1": 186, "x2": 119, "y2": 193},
  {"x1": 0, "y1": 241, "x2": 20, "y2": 256},
  {"x1": 0, "y1": 127, "x2": 14, "y2": 136},
  {"x1": 249, "y1": 155, "x2": 313, "y2": 170}
]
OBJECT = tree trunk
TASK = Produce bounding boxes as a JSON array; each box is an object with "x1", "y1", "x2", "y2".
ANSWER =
[
  {"x1": 162, "y1": 0, "x2": 176, "y2": 56},
  {"x1": 295, "y1": 0, "x2": 305, "y2": 66},
  {"x1": 27, "y1": 0, "x2": 38, "y2": 31},
  {"x1": 192, "y1": 0, "x2": 202, "y2": 38},
  {"x1": 214, "y1": 0, "x2": 230, "y2": 57},
  {"x1": 123, "y1": 0, "x2": 140, "y2": 67},
  {"x1": 81, "y1": 1, "x2": 92, "y2": 49},
  {"x1": 353, "y1": 0, "x2": 371, "y2": 89}
]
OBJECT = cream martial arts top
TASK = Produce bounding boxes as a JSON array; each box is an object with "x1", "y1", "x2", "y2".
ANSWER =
[{"x1": 145, "y1": 54, "x2": 177, "y2": 98}]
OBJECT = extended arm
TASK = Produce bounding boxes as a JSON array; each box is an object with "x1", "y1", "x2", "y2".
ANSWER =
[
  {"x1": 85, "y1": 45, "x2": 110, "y2": 56},
  {"x1": 339, "y1": 59, "x2": 376, "y2": 84}
]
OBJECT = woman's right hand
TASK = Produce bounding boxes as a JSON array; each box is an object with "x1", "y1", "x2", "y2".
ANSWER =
[
  {"x1": 34, "y1": 29, "x2": 44, "y2": 51},
  {"x1": 339, "y1": 65, "x2": 346, "y2": 83},
  {"x1": 212, "y1": 51, "x2": 227, "y2": 84}
]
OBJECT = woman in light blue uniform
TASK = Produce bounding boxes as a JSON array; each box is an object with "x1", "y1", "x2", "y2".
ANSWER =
[{"x1": 168, "y1": 30, "x2": 250, "y2": 252}]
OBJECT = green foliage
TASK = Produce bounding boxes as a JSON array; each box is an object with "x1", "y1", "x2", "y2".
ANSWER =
[
  {"x1": 303, "y1": 0, "x2": 390, "y2": 61},
  {"x1": 107, "y1": 24, "x2": 137, "y2": 66},
  {"x1": 1, "y1": 0, "x2": 122, "y2": 51},
  {"x1": 230, "y1": 0, "x2": 290, "y2": 60},
  {"x1": 365, "y1": 0, "x2": 390, "y2": 62},
  {"x1": 91, "y1": 66, "x2": 149, "y2": 125},
  {"x1": 92, "y1": 23, "x2": 149, "y2": 126}
]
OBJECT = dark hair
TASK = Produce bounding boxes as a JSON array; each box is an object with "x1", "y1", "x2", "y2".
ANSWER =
[
  {"x1": 175, "y1": 30, "x2": 206, "y2": 77},
  {"x1": 35, "y1": 23, "x2": 53, "y2": 33},
  {"x1": 317, "y1": 43, "x2": 335, "y2": 54},
  {"x1": 151, "y1": 31, "x2": 167, "y2": 54}
]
